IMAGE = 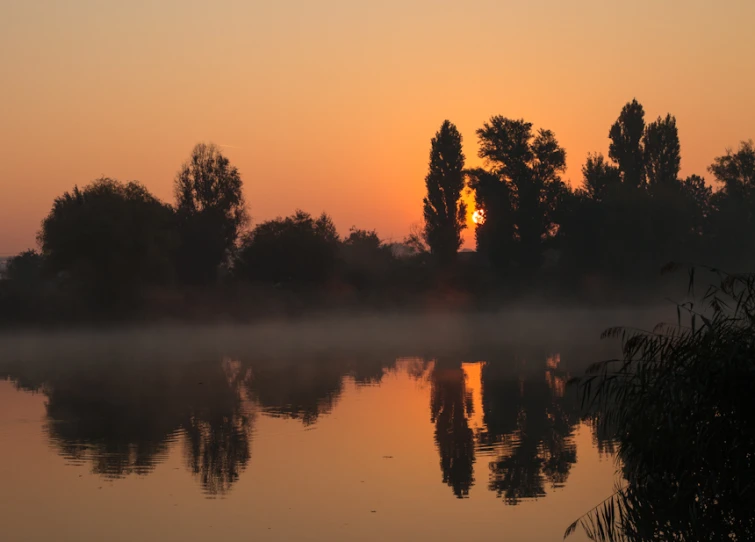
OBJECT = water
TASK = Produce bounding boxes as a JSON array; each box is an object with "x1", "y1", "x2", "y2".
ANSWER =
[{"x1": 0, "y1": 310, "x2": 666, "y2": 541}]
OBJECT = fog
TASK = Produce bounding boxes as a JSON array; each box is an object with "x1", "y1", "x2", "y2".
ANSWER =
[{"x1": 0, "y1": 306, "x2": 675, "y2": 372}]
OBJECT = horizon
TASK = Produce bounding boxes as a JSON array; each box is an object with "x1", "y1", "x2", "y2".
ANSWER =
[{"x1": 2, "y1": 0, "x2": 755, "y2": 254}]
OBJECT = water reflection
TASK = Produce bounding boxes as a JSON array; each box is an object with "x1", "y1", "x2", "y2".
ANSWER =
[
  {"x1": 0, "y1": 334, "x2": 609, "y2": 503},
  {"x1": 429, "y1": 360, "x2": 475, "y2": 498},
  {"x1": 482, "y1": 353, "x2": 578, "y2": 503}
]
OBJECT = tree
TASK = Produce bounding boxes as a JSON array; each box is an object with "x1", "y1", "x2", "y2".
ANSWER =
[
  {"x1": 680, "y1": 174, "x2": 712, "y2": 235},
  {"x1": 38, "y1": 177, "x2": 177, "y2": 310},
  {"x1": 339, "y1": 228, "x2": 394, "y2": 291},
  {"x1": 708, "y1": 141, "x2": 755, "y2": 269},
  {"x1": 644, "y1": 114, "x2": 681, "y2": 189},
  {"x1": 174, "y1": 143, "x2": 248, "y2": 284},
  {"x1": 641, "y1": 114, "x2": 684, "y2": 266},
  {"x1": 0, "y1": 250, "x2": 46, "y2": 322},
  {"x1": 609, "y1": 99, "x2": 646, "y2": 188},
  {"x1": 2, "y1": 250, "x2": 43, "y2": 285},
  {"x1": 235, "y1": 211, "x2": 340, "y2": 284},
  {"x1": 581, "y1": 153, "x2": 622, "y2": 202},
  {"x1": 467, "y1": 168, "x2": 515, "y2": 272},
  {"x1": 472, "y1": 117, "x2": 569, "y2": 274},
  {"x1": 422, "y1": 120, "x2": 467, "y2": 264},
  {"x1": 709, "y1": 140, "x2": 755, "y2": 193}
]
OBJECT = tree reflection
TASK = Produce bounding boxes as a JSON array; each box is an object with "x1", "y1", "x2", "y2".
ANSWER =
[
  {"x1": 2, "y1": 336, "x2": 589, "y2": 504},
  {"x1": 246, "y1": 355, "x2": 392, "y2": 425},
  {"x1": 180, "y1": 358, "x2": 254, "y2": 496},
  {"x1": 184, "y1": 415, "x2": 251, "y2": 496},
  {"x1": 246, "y1": 358, "x2": 345, "y2": 425},
  {"x1": 429, "y1": 359, "x2": 475, "y2": 498},
  {"x1": 479, "y1": 354, "x2": 578, "y2": 504},
  {"x1": 2, "y1": 354, "x2": 255, "y2": 496}
]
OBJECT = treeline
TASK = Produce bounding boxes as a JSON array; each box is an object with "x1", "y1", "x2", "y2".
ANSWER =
[
  {"x1": 1, "y1": 99, "x2": 754, "y2": 323},
  {"x1": 0, "y1": 143, "x2": 429, "y2": 323},
  {"x1": 422, "y1": 100, "x2": 755, "y2": 287}
]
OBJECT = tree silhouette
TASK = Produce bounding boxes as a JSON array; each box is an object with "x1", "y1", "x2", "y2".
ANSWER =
[
  {"x1": 339, "y1": 227, "x2": 394, "y2": 291},
  {"x1": 0, "y1": 250, "x2": 45, "y2": 322},
  {"x1": 38, "y1": 177, "x2": 177, "y2": 311},
  {"x1": 472, "y1": 117, "x2": 569, "y2": 274},
  {"x1": 174, "y1": 143, "x2": 248, "y2": 285},
  {"x1": 680, "y1": 174, "x2": 712, "y2": 239},
  {"x1": 644, "y1": 114, "x2": 681, "y2": 189},
  {"x1": 468, "y1": 168, "x2": 515, "y2": 272},
  {"x1": 609, "y1": 99, "x2": 646, "y2": 188},
  {"x1": 581, "y1": 153, "x2": 622, "y2": 202},
  {"x1": 235, "y1": 211, "x2": 339, "y2": 285},
  {"x1": 708, "y1": 141, "x2": 755, "y2": 269},
  {"x1": 641, "y1": 114, "x2": 685, "y2": 269},
  {"x1": 2, "y1": 250, "x2": 43, "y2": 283},
  {"x1": 422, "y1": 120, "x2": 467, "y2": 264}
]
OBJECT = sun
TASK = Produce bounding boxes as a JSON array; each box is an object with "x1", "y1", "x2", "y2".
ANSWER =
[{"x1": 472, "y1": 209, "x2": 486, "y2": 225}]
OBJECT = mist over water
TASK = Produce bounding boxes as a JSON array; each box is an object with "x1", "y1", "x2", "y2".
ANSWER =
[{"x1": 0, "y1": 306, "x2": 671, "y2": 366}]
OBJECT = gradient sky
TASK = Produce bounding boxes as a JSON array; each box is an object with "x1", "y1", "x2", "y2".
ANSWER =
[{"x1": 1, "y1": 0, "x2": 754, "y2": 254}]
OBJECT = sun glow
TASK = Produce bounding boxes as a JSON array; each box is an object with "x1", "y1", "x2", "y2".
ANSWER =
[{"x1": 472, "y1": 209, "x2": 486, "y2": 225}]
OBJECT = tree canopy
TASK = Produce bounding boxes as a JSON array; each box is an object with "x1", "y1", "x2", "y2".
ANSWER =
[
  {"x1": 38, "y1": 177, "x2": 177, "y2": 309},
  {"x1": 174, "y1": 143, "x2": 248, "y2": 284},
  {"x1": 422, "y1": 120, "x2": 467, "y2": 264},
  {"x1": 235, "y1": 211, "x2": 339, "y2": 285}
]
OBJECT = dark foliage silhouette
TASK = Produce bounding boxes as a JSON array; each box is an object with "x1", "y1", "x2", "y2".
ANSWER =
[
  {"x1": 174, "y1": 143, "x2": 248, "y2": 285},
  {"x1": 644, "y1": 114, "x2": 681, "y2": 189},
  {"x1": 567, "y1": 268, "x2": 755, "y2": 540},
  {"x1": 339, "y1": 227, "x2": 395, "y2": 292},
  {"x1": 471, "y1": 117, "x2": 570, "y2": 275},
  {"x1": 708, "y1": 141, "x2": 755, "y2": 270},
  {"x1": 2, "y1": 106, "x2": 754, "y2": 323},
  {"x1": 422, "y1": 120, "x2": 467, "y2": 264},
  {"x1": 38, "y1": 178, "x2": 177, "y2": 312},
  {"x1": 0, "y1": 250, "x2": 45, "y2": 322},
  {"x1": 581, "y1": 153, "x2": 622, "y2": 203},
  {"x1": 235, "y1": 210, "x2": 339, "y2": 285},
  {"x1": 608, "y1": 99, "x2": 646, "y2": 189}
]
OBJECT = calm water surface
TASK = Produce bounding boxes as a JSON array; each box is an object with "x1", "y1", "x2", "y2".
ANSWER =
[{"x1": 0, "y1": 311, "x2": 664, "y2": 541}]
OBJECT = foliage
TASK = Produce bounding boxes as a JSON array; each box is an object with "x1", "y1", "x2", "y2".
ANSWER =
[
  {"x1": 422, "y1": 120, "x2": 467, "y2": 264},
  {"x1": 2, "y1": 249, "x2": 43, "y2": 284},
  {"x1": 581, "y1": 153, "x2": 622, "y2": 202},
  {"x1": 643, "y1": 114, "x2": 681, "y2": 189},
  {"x1": 567, "y1": 267, "x2": 755, "y2": 541},
  {"x1": 608, "y1": 99, "x2": 646, "y2": 188},
  {"x1": 38, "y1": 177, "x2": 177, "y2": 310},
  {"x1": 472, "y1": 116, "x2": 570, "y2": 274},
  {"x1": 339, "y1": 227, "x2": 395, "y2": 291},
  {"x1": 235, "y1": 211, "x2": 339, "y2": 285},
  {"x1": 0, "y1": 250, "x2": 46, "y2": 322},
  {"x1": 708, "y1": 141, "x2": 755, "y2": 270},
  {"x1": 174, "y1": 143, "x2": 248, "y2": 284}
]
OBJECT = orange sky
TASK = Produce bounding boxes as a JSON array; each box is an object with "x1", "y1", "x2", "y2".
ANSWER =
[{"x1": 1, "y1": 0, "x2": 754, "y2": 254}]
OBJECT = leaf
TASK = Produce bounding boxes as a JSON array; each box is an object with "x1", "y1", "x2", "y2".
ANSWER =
[
  {"x1": 563, "y1": 519, "x2": 580, "y2": 539},
  {"x1": 601, "y1": 327, "x2": 624, "y2": 340}
]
